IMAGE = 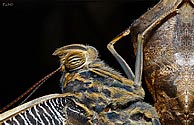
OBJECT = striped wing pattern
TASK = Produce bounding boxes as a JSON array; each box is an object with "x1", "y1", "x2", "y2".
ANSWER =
[
  {"x1": 2, "y1": 94, "x2": 90, "y2": 125},
  {"x1": 3, "y1": 97, "x2": 66, "y2": 125}
]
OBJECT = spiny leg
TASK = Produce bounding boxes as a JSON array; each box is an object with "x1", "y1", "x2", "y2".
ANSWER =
[
  {"x1": 134, "y1": 34, "x2": 143, "y2": 87},
  {"x1": 133, "y1": 1, "x2": 180, "y2": 86},
  {"x1": 135, "y1": 0, "x2": 179, "y2": 85},
  {"x1": 107, "y1": 27, "x2": 144, "y2": 88},
  {"x1": 106, "y1": 6, "x2": 178, "y2": 87},
  {"x1": 107, "y1": 28, "x2": 135, "y2": 80},
  {"x1": 141, "y1": 1, "x2": 179, "y2": 38}
]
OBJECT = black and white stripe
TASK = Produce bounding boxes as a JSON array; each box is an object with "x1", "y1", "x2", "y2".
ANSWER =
[
  {"x1": 2, "y1": 97, "x2": 66, "y2": 125},
  {"x1": 2, "y1": 94, "x2": 91, "y2": 125}
]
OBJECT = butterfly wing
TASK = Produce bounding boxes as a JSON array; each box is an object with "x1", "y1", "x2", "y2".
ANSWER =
[{"x1": 1, "y1": 93, "x2": 93, "y2": 125}]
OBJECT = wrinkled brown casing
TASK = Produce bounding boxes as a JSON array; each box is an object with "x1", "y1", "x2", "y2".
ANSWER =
[{"x1": 130, "y1": 0, "x2": 194, "y2": 124}]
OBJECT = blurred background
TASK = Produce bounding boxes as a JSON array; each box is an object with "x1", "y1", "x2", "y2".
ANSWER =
[{"x1": 1, "y1": 0, "x2": 159, "y2": 111}]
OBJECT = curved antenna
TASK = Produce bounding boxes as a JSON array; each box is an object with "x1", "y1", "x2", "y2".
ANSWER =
[{"x1": 0, "y1": 66, "x2": 61, "y2": 113}]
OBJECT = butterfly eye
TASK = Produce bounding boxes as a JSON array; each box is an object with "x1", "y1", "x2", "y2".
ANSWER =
[
  {"x1": 64, "y1": 51, "x2": 87, "y2": 71},
  {"x1": 53, "y1": 44, "x2": 98, "y2": 72}
]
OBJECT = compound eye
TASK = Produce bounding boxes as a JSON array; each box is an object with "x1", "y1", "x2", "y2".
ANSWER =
[{"x1": 64, "y1": 51, "x2": 86, "y2": 71}]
